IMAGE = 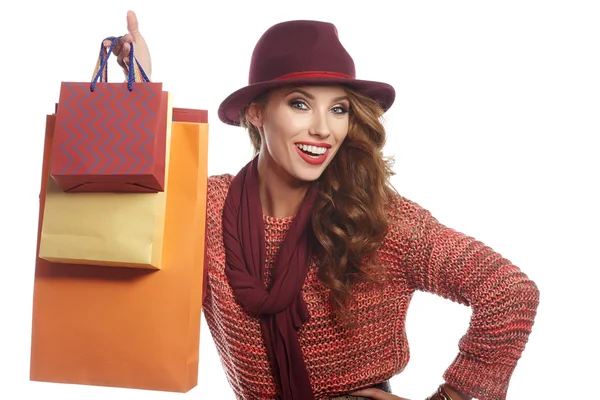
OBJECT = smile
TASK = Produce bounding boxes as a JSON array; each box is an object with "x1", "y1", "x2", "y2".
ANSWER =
[
  {"x1": 296, "y1": 143, "x2": 328, "y2": 155},
  {"x1": 294, "y1": 142, "x2": 331, "y2": 165}
]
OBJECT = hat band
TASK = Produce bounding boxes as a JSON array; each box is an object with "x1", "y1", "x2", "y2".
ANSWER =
[{"x1": 274, "y1": 70, "x2": 354, "y2": 81}]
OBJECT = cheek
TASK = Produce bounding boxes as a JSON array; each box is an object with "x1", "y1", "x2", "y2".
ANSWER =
[
  {"x1": 263, "y1": 111, "x2": 307, "y2": 148},
  {"x1": 332, "y1": 119, "x2": 349, "y2": 144}
]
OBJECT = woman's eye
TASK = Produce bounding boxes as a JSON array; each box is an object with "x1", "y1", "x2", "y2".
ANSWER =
[
  {"x1": 290, "y1": 100, "x2": 309, "y2": 110},
  {"x1": 331, "y1": 105, "x2": 348, "y2": 114}
]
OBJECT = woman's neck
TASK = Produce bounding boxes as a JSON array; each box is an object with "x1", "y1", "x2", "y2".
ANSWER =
[{"x1": 257, "y1": 152, "x2": 310, "y2": 218}]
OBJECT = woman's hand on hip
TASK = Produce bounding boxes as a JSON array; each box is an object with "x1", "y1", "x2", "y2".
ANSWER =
[{"x1": 348, "y1": 387, "x2": 411, "y2": 400}]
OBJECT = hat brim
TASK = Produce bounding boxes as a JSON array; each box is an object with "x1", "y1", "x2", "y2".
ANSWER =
[{"x1": 217, "y1": 77, "x2": 396, "y2": 126}]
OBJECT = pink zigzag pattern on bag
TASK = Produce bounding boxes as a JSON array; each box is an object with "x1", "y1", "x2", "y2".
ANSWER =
[{"x1": 55, "y1": 82, "x2": 157, "y2": 176}]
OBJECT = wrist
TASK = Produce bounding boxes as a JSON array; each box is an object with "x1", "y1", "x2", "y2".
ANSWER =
[
  {"x1": 442, "y1": 383, "x2": 472, "y2": 400},
  {"x1": 426, "y1": 383, "x2": 472, "y2": 400}
]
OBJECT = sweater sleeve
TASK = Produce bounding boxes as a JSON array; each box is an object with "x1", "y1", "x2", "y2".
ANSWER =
[
  {"x1": 401, "y1": 199, "x2": 540, "y2": 400},
  {"x1": 202, "y1": 174, "x2": 234, "y2": 303}
]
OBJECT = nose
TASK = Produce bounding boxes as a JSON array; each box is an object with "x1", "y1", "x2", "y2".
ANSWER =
[{"x1": 308, "y1": 109, "x2": 332, "y2": 139}]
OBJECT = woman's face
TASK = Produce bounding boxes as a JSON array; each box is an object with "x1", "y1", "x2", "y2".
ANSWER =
[{"x1": 248, "y1": 85, "x2": 350, "y2": 183}]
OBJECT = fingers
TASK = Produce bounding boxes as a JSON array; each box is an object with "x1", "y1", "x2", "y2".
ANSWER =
[
  {"x1": 117, "y1": 35, "x2": 133, "y2": 65},
  {"x1": 126, "y1": 10, "x2": 142, "y2": 40},
  {"x1": 348, "y1": 388, "x2": 410, "y2": 400},
  {"x1": 99, "y1": 10, "x2": 144, "y2": 76},
  {"x1": 348, "y1": 388, "x2": 384, "y2": 399},
  {"x1": 103, "y1": 35, "x2": 133, "y2": 68}
]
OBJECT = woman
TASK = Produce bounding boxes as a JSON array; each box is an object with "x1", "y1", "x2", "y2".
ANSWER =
[{"x1": 107, "y1": 11, "x2": 539, "y2": 400}]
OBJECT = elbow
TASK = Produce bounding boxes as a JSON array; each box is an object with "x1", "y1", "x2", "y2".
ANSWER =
[
  {"x1": 521, "y1": 275, "x2": 540, "y2": 314},
  {"x1": 511, "y1": 277, "x2": 540, "y2": 355},
  {"x1": 475, "y1": 270, "x2": 541, "y2": 333},
  {"x1": 504, "y1": 266, "x2": 540, "y2": 315},
  {"x1": 506, "y1": 274, "x2": 541, "y2": 336}
]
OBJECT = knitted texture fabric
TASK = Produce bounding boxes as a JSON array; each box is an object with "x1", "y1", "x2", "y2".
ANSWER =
[{"x1": 202, "y1": 174, "x2": 540, "y2": 400}]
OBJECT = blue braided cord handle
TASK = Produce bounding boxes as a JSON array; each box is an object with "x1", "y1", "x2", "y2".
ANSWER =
[{"x1": 90, "y1": 36, "x2": 151, "y2": 92}]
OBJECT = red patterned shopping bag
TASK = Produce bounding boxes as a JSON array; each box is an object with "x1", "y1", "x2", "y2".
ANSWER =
[{"x1": 50, "y1": 36, "x2": 169, "y2": 193}]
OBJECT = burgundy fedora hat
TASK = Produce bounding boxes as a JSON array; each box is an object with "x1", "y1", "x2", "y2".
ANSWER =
[{"x1": 217, "y1": 20, "x2": 396, "y2": 126}]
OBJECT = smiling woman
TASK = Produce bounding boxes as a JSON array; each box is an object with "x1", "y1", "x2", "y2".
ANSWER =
[
  {"x1": 244, "y1": 86, "x2": 351, "y2": 183},
  {"x1": 241, "y1": 83, "x2": 396, "y2": 327},
  {"x1": 105, "y1": 11, "x2": 539, "y2": 400}
]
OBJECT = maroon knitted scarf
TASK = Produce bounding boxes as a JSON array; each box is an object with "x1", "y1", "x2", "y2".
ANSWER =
[{"x1": 222, "y1": 156, "x2": 318, "y2": 400}]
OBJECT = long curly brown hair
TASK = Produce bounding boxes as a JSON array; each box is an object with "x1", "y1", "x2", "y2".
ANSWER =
[{"x1": 241, "y1": 86, "x2": 397, "y2": 324}]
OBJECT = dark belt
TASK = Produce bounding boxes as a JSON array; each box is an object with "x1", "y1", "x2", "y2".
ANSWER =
[{"x1": 328, "y1": 380, "x2": 392, "y2": 400}]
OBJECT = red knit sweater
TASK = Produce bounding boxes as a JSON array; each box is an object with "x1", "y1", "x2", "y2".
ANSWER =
[{"x1": 202, "y1": 174, "x2": 539, "y2": 400}]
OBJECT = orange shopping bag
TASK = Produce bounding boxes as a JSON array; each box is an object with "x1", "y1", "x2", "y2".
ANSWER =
[{"x1": 29, "y1": 108, "x2": 209, "y2": 392}]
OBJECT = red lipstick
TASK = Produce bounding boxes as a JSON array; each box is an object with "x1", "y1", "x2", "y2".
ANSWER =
[{"x1": 295, "y1": 146, "x2": 329, "y2": 165}]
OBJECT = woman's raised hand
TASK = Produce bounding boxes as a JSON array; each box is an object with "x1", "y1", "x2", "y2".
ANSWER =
[{"x1": 103, "y1": 10, "x2": 152, "y2": 79}]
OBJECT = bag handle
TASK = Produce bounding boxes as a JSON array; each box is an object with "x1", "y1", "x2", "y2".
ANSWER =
[{"x1": 90, "y1": 36, "x2": 151, "y2": 92}]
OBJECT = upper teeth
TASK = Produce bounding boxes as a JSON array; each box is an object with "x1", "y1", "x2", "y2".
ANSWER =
[{"x1": 296, "y1": 144, "x2": 327, "y2": 155}]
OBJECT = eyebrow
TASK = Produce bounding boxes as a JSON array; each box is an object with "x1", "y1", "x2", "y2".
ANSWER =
[{"x1": 286, "y1": 88, "x2": 349, "y2": 102}]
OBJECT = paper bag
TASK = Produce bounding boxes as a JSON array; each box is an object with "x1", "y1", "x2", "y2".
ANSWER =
[
  {"x1": 50, "y1": 37, "x2": 170, "y2": 193},
  {"x1": 39, "y1": 94, "x2": 174, "y2": 269},
  {"x1": 29, "y1": 108, "x2": 209, "y2": 392}
]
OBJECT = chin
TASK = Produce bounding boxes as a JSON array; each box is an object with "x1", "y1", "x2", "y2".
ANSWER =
[
  {"x1": 293, "y1": 169, "x2": 326, "y2": 183},
  {"x1": 290, "y1": 154, "x2": 338, "y2": 183},
  {"x1": 270, "y1": 149, "x2": 337, "y2": 184},
  {"x1": 289, "y1": 161, "x2": 333, "y2": 183}
]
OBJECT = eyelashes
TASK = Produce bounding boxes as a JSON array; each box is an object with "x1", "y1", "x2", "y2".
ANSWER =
[
  {"x1": 331, "y1": 105, "x2": 349, "y2": 114},
  {"x1": 289, "y1": 100, "x2": 308, "y2": 110},
  {"x1": 289, "y1": 99, "x2": 349, "y2": 114}
]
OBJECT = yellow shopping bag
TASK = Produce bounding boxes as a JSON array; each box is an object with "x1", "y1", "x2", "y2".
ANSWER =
[{"x1": 39, "y1": 95, "x2": 173, "y2": 269}]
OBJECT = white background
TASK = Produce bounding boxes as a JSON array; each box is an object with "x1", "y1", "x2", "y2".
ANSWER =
[{"x1": 1, "y1": 1, "x2": 598, "y2": 399}]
